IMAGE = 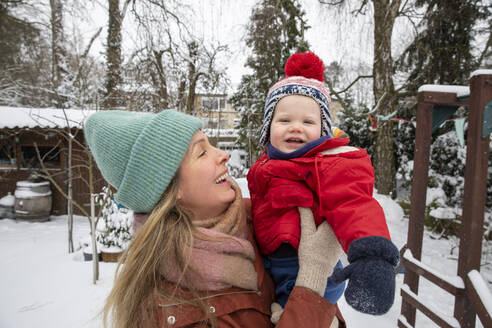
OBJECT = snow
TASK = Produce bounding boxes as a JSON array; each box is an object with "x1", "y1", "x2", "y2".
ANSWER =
[
  {"x1": 400, "y1": 284, "x2": 461, "y2": 328},
  {"x1": 16, "y1": 181, "x2": 50, "y2": 188},
  {"x1": 0, "y1": 192, "x2": 15, "y2": 207},
  {"x1": 14, "y1": 181, "x2": 52, "y2": 198},
  {"x1": 426, "y1": 187, "x2": 446, "y2": 206},
  {"x1": 0, "y1": 106, "x2": 96, "y2": 129},
  {"x1": 471, "y1": 69, "x2": 492, "y2": 78},
  {"x1": 468, "y1": 270, "x2": 492, "y2": 317},
  {"x1": 417, "y1": 85, "x2": 470, "y2": 98},
  {"x1": 429, "y1": 207, "x2": 459, "y2": 220},
  {"x1": 0, "y1": 216, "x2": 115, "y2": 328},
  {"x1": 14, "y1": 189, "x2": 52, "y2": 198},
  {"x1": 0, "y1": 179, "x2": 490, "y2": 327}
]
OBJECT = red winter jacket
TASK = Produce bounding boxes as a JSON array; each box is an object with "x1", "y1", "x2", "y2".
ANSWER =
[{"x1": 247, "y1": 137, "x2": 391, "y2": 255}]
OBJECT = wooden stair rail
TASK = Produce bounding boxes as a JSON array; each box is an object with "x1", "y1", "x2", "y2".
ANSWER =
[
  {"x1": 399, "y1": 70, "x2": 492, "y2": 327},
  {"x1": 466, "y1": 270, "x2": 492, "y2": 327}
]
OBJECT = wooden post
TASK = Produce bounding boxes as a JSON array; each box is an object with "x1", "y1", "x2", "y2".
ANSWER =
[
  {"x1": 401, "y1": 95, "x2": 434, "y2": 325},
  {"x1": 454, "y1": 72, "x2": 492, "y2": 327}
]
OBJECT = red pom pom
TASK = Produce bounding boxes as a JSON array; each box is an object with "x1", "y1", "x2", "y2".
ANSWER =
[{"x1": 284, "y1": 52, "x2": 325, "y2": 82}]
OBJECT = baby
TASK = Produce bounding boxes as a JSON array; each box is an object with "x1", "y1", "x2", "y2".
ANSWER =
[{"x1": 247, "y1": 52, "x2": 399, "y2": 316}]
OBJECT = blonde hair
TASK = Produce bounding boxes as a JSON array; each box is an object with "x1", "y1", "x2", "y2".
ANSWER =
[{"x1": 102, "y1": 177, "x2": 217, "y2": 328}]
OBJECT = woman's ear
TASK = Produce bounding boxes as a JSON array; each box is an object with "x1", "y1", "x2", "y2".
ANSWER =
[{"x1": 177, "y1": 185, "x2": 183, "y2": 201}]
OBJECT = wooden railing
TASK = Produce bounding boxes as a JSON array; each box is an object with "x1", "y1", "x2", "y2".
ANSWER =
[{"x1": 398, "y1": 70, "x2": 492, "y2": 327}]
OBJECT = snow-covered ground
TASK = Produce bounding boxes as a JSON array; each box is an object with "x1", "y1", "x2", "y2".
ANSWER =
[{"x1": 1, "y1": 179, "x2": 490, "y2": 327}]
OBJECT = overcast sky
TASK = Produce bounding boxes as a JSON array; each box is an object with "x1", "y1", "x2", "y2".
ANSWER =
[
  {"x1": 71, "y1": 0, "x2": 386, "y2": 85},
  {"x1": 66, "y1": 0, "x2": 419, "y2": 92}
]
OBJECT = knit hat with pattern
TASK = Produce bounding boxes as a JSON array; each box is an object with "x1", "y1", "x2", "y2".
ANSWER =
[
  {"x1": 259, "y1": 52, "x2": 333, "y2": 146},
  {"x1": 84, "y1": 110, "x2": 202, "y2": 213}
]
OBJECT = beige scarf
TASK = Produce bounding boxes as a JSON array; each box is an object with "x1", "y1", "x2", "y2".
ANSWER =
[{"x1": 135, "y1": 179, "x2": 258, "y2": 291}]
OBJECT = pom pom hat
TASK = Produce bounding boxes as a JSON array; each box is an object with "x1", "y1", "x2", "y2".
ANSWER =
[
  {"x1": 259, "y1": 52, "x2": 333, "y2": 146},
  {"x1": 84, "y1": 110, "x2": 202, "y2": 213}
]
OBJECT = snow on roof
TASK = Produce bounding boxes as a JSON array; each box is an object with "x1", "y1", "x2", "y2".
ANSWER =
[
  {"x1": 0, "y1": 106, "x2": 96, "y2": 130},
  {"x1": 471, "y1": 69, "x2": 492, "y2": 78},
  {"x1": 417, "y1": 85, "x2": 470, "y2": 98}
]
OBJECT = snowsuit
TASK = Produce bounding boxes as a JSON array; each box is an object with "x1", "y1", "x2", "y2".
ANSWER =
[
  {"x1": 248, "y1": 137, "x2": 391, "y2": 255},
  {"x1": 247, "y1": 137, "x2": 391, "y2": 307}
]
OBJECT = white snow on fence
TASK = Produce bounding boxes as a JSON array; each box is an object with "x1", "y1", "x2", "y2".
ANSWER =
[
  {"x1": 467, "y1": 270, "x2": 492, "y2": 318},
  {"x1": 471, "y1": 69, "x2": 492, "y2": 78},
  {"x1": 417, "y1": 85, "x2": 470, "y2": 98},
  {"x1": 403, "y1": 249, "x2": 465, "y2": 289}
]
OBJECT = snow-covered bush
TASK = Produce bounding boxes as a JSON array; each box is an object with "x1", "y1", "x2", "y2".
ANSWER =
[
  {"x1": 429, "y1": 131, "x2": 467, "y2": 208},
  {"x1": 96, "y1": 187, "x2": 133, "y2": 251},
  {"x1": 337, "y1": 103, "x2": 374, "y2": 155},
  {"x1": 397, "y1": 127, "x2": 492, "y2": 238}
]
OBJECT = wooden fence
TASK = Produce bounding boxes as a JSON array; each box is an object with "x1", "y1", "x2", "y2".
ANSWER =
[{"x1": 399, "y1": 70, "x2": 492, "y2": 327}]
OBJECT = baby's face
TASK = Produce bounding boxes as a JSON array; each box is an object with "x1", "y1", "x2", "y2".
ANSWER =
[{"x1": 269, "y1": 95, "x2": 322, "y2": 153}]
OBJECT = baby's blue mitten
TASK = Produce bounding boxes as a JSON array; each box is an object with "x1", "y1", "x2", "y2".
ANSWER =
[{"x1": 332, "y1": 236, "x2": 399, "y2": 315}]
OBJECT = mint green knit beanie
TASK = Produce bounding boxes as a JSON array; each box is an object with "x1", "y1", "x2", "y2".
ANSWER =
[{"x1": 84, "y1": 110, "x2": 202, "y2": 213}]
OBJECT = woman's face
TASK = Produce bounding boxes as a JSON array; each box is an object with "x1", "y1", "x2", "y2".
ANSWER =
[{"x1": 177, "y1": 130, "x2": 236, "y2": 221}]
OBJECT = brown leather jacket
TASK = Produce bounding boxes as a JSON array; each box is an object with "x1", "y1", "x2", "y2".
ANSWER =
[{"x1": 151, "y1": 200, "x2": 342, "y2": 327}]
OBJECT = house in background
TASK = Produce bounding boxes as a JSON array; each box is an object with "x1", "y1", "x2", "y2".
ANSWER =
[
  {"x1": 193, "y1": 94, "x2": 247, "y2": 165},
  {"x1": 0, "y1": 107, "x2": 104, "y2": 216},
  {"x1": 194, "y1": 93, "x2": 239, "y2": 145}
]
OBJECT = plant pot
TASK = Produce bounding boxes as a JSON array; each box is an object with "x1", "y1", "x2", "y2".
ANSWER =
[
  {"x1": 101, "y1": 250, "x2": 123, "y2": 262},
  {"x1": 82, "y1": 248, "x2": 102, "y2": 261}
]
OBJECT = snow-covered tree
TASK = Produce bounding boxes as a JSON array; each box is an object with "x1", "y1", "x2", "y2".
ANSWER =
[
  {"x1": 231, "y1": 0, "x2": 310, "y2": 165},
  {"x1": 104, "y1": 0, "x2": 129, "y2": 109},
  {"x1": 396, "y1": 0, "x2": 489, "y2": 93},
  {"x1": 96, "y1": 187, "x2": 133, "y2": 251},
  {"x1": 0, "y1": 1, "x2": 52, "y2": 107}
]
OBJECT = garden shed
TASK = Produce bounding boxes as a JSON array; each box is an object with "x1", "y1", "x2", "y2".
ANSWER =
[{"x1": 0, "y1": 106, "x2": 104, "y2": 216}]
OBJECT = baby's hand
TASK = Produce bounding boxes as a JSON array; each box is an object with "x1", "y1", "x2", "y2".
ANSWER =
[
  {"x1": 332, "y1": 236, "x2": 399, "y2": 315},
  {"x1": 270, "y1": 302, "x2": 283, "y2": 324}
]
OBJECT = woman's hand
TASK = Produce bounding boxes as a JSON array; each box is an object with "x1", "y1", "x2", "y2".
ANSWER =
[{"x1": 295, "y1": 207, "x2": 343, "y2": 297}]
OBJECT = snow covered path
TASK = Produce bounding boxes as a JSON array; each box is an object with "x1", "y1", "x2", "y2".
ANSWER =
[{"x1": 0, "y1": 183, "x2": 490, "y2": 327}]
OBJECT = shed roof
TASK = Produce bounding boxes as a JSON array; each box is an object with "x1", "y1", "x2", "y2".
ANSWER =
[{"x1": 0, "y1": 106, "x2": 96, "y2": 130}]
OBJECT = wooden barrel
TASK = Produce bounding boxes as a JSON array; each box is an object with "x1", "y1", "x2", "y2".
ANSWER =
[
  {"x1": 14, "y1": 180, "x2": 52, "y2": 221},
  {"x1": 0, "y1": 192, "x2": 15, "y2": 219}
]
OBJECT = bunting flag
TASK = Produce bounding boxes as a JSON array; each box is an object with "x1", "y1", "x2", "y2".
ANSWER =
[
  {"x1": 376, "y1": 110, "x2": 397, "y2": 121},
  {"x1": 454, "y1": 118, "x2": 466, "y2": 147}
]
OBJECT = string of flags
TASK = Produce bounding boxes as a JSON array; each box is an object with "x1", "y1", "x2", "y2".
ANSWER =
[{"x1": 368, "y1": 112, "x2": 468, "y2": 147}]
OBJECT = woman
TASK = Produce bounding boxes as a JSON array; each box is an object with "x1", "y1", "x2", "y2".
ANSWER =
[{"x1": 84, "y1": 110, "x2": 344, "y2": 328}]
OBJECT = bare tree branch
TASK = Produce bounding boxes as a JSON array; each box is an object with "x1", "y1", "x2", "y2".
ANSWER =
[
  {"x1": 326, "y1": 79, "x2": 349, "y2": 113},
  {"x1": 477, "y1": 28, "x2": 492, "y2": 67},
  {"x1": 352, "y1": 0, "x2": 369, "y2": 15},
  {"x1": 318, "y1": 0, "x2": 345, "y2": 5},
  {"x1": 337, "y1": 74, "x2": 373, "y2": 94}
]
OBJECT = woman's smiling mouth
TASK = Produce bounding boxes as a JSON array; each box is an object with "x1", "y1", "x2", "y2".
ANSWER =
[{"x1": 215, "y1": 173, "x2": 229, "y2": 184}]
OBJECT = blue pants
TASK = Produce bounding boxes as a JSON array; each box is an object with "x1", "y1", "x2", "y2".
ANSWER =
[{"x1": 264, "y1": 255, "x2": 345, "y2": 307}]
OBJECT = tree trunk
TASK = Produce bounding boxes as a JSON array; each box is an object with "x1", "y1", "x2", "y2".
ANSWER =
[
  {"x1": 185, "y1": 42, "x2": 199, "y2": 115},
  {"x1": 372, "y1": 0, "x2": 400, "y2": 196},
  {"x1": 50, "y1": 0, "x2": 65, "y2": 108},
  {"x1": 88, "y1": 156, "x2": 99, "y2": 283},
  {"x1": 186, "y1": 76, "x2": 197, "y2": 115},
  {"x1": 152, "y1": 50, "x2": 169, "y2": 109},
  {"x1": 67, "y1": 131, "x2": 73, "y2": 253},
  {"x1": 104, "y1": 0, "x2": 123, "y2": 109},
  {"x1": 177, "y1": 79, "x2": 186, "y2": 111},
  {"x1": 90, "y1": 193, "x2": 99, "y2": 284}
]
